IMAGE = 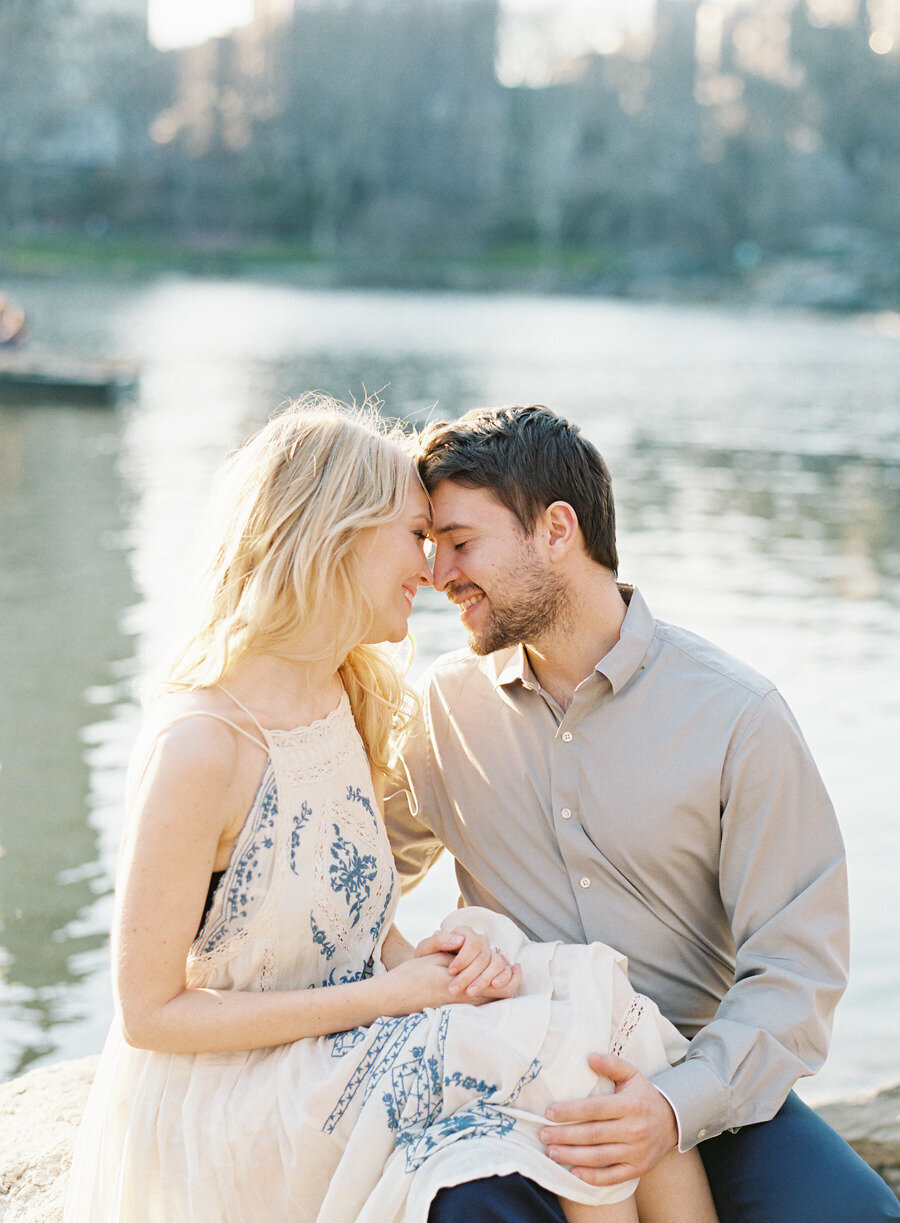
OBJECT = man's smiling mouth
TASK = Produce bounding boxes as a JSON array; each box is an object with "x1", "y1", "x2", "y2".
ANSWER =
[{"x1": 456, "y1": 593, "x2": 484, "y2": 615}]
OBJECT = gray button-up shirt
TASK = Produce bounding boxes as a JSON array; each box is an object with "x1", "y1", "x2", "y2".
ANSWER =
[{"x1": 385, "y1": 586, "x2": 849, "y2": 1149}]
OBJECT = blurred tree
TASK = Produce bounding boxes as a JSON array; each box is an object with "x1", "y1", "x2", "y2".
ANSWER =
[{"x1": 0, "y1": 0, "x2": 896, "y2": 301}]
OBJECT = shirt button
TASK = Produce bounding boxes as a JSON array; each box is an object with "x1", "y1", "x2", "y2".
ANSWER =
[
  {"x1": 560, "y1": 808, "x2": 572, "y2": 820},
  {"x1": 697, "y1": 1128, "x2": 708, "y2": 1140},
  {"x1": 562, "y1": 731, "x2": 573, "y2": 742},
  {"x1": 579, "y1": 876, "x2": 590, "y2": 889}
]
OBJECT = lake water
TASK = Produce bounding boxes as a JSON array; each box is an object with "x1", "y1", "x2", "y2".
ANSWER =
[{"x1": 0, "y1": 275, "x2": 897, "y2": 1105}]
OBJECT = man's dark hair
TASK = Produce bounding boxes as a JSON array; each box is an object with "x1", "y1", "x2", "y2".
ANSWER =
[{"x1": 418, "y1": 404, "x2": 618, "y2": 573}]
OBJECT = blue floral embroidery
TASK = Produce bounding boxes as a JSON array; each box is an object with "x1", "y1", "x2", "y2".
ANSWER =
[
  {"x1": 368, "y1": 878, "x2": 394, "y2": 942},
  {"x1": 311, "y1": 912, "x2": 336, "y2": 962},
  {"x1": 329, "y1": 824, "x2": 378, "y2": 926},
  {"x1": 327, "y1": 1027, "x2": 368, "y2": 1058},
  {"x1": 289, "y1": 800, "x2": 312, "y2": 875},
  {"x1": 323, "y1": 1013, "x2": 425, "y2": 1133},
  {"x1": 197, "y1": 764, "x2": 278, "y2": 955},
  {"x1": 315, "y1": 958, "x2": 374, "y2": 990},
  {"x1": 346, "y1": 785, "x2": 378, "y2": 827},
  {"x1": 324, "y1": 1005, "x2": 545, "y2": 1172},
  {"x1": 444, "y1": 1070, "x2": 495, "y2": 1094},
  {"x1": 400, "y1": 1099, "x2": 516, "y2": 1171},
  {"x1": 399, "y1": 1049, "x2": 542, "y2": 1172},
  {"x1": 344, "y1": 785, "x2": 395, "y2": 942},
  {"x1": 382, "y1": 1043, "x2": 444, "y2": 1142}
]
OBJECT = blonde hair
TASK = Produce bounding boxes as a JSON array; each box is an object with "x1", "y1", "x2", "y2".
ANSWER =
[{"x1": 162, "y1": 394, "x2": 419, "y2": 772}]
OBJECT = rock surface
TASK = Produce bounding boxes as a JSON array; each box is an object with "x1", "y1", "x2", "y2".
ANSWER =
[
  {"x1": 0, "y1": 1057, "x2": 98, "y2": 1222},
  {"x1": 816, "y1": 1083, "x2": 900, "y2": 1197},
  {"x1": 1, "y1": 1059, "x2": 898, "y2": 1220}
]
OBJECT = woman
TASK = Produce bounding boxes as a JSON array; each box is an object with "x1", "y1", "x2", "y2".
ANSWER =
[{"x1": 65, "y1": 396, "x2": 717, "y2": 1223}]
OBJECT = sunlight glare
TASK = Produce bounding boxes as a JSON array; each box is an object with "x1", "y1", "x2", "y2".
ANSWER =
[{"x1": 148, "y1": 0, "x2": 255, "y2": 49}]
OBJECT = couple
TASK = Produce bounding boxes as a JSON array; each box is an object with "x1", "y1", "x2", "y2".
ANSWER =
[{"x1": 64, "y1": 398, "x2": 897, "y2": 1223}]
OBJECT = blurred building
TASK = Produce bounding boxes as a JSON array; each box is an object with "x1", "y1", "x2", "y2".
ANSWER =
[
  {"x1": 0, "y1": 0, "x2": 897, "y2": 293},
  {"x1": 0, "y1": 0, "x2": 164, "y2": 228}
]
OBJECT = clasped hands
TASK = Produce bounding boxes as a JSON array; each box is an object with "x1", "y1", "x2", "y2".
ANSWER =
[{"x1": 414, "y1": 924, "x2": 522, "y2": 1002}]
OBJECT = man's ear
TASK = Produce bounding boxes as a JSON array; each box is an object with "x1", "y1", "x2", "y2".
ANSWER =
[{"x1": 543, "y1": 501, "x2": 579, "y2": 560}]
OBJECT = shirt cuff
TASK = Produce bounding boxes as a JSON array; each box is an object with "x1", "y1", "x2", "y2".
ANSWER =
[{"x1": 650, "y1": 1058, "x2": 730, "y2": 1151}]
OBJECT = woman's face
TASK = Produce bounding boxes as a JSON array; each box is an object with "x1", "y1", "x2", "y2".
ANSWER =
[{"x1": 357, "y1": 483, "x2": 433, "y2": 643}]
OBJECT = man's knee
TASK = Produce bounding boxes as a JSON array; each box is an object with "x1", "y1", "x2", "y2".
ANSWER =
[
  {"x1": 430, "y1": 1179, "x2": 491, "y2": 1223},
  {"x1": 430, "y1": 1174, "x2": 567, "y2": 1223},
  {"x1": 700, "y1": 1093, "x2": 900, "y2": 1223}
]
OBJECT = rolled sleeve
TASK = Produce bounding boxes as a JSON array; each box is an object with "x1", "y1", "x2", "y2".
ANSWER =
[{"x1": 654, "y1": 689, "x2": 849, "y2": 1149}]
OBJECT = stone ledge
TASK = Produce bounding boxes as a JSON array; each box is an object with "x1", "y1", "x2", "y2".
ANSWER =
[
  {"x1": 0, "y1": 1057, "x2": 99, "y2": 1223},
  {"x1": 1, "y1": 1059, "x2": 897, "y2": 1220},
  {"x1": 815, "y1": 1084, "x2": 900, "y2": 1197}
]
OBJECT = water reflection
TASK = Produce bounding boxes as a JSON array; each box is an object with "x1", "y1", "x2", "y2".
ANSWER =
[
  {"x1": 0, "y1": 403, "x2": 136, "y2": 1075},
  {"x1": 622, "y1": 441, "x2": 897, "y2": 599},
  {"x1": 0, "y1": 275, "x2": 897, "y2": 1105}
]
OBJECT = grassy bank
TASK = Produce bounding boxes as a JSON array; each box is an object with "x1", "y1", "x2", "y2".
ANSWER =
[
  {"x1": 0, "y1": 233, "x2": 325, "y2": 278},
  {"x1": 0, "y1": 231, "x2": 631, "y2": 290}
]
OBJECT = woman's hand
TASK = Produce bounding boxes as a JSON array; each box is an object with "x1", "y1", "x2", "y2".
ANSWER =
[
  {"x1": 414, "y1": 925, "x2": 522, "y2": 1001},
  {"x1": 379, "y1": 951, "x2": 464, "y2": 1014},
  {"x1": 380, "y1": 940, "x2": 521, "y2": 1015}
]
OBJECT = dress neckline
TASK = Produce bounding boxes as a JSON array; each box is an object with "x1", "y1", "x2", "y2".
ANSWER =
[
  {"x1": 262, "y1": 691, "x2": 352, "y2": 743},
  {"x1": 215, "y1": 684, "x2": 351, "y2": 743}
]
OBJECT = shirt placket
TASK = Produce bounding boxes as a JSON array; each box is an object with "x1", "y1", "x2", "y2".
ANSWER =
[{"x1": 544, "y1": 686, "x2": 606, "y2": 933}]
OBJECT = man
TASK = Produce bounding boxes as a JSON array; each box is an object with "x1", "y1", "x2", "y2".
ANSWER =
[{"x1": 385, "y1": 405, "x2": 899, "y2": 1223}]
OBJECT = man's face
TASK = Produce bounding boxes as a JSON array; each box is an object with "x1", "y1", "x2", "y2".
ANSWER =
[{"x1": 429, "y1": 480, "x2": 568, "y2": 655}]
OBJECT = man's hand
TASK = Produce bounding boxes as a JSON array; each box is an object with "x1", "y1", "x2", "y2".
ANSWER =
[{"x1": 540, "y1": 1053, "x2": 678, "y2": 1186}]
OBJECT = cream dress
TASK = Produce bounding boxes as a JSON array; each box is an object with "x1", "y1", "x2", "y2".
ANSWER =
[{"x1": 64, "y1": 691, "x2": 688, "y2": 1223}]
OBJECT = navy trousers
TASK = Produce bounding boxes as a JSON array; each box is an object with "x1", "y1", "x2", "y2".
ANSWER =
[{"x1": 429, "y1": 1093, "x2": 900, "y2": 1223}]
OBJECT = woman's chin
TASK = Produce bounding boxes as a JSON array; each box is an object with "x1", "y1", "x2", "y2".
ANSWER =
[{"x1": 363, "y1": 621, "x2": 409, "y2": 646}]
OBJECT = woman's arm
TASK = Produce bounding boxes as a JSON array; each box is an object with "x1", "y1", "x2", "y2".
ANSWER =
[
  {"x1": 380, "y1": 923, "x2": 415, "y2": 970},
  {"x1": 114, "y1": 719, "x2": 469, "y2": 1055}
]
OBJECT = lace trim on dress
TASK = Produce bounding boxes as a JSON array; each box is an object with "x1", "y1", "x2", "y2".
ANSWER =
[
  {"x1": 264, "y1": 692, "x2": 352, "y2": 745},
  {"x1": 276, "y1": 733, "x2": 358, "y2": 785},
  {"x1": 610, "y1": 995, "x2": 647, "y2": 1057}
]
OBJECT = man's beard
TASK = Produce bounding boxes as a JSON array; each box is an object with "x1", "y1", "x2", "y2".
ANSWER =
[{"x1": 464, "y1": 558, "x2": 570, "y2": 656}]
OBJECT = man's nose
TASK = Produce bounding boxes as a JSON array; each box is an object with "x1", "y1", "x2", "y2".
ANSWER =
[{"x1": 431, "y1": 547, "x2": 457, "y2": 593}]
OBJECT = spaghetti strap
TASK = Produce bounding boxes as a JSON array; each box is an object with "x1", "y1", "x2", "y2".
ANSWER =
[
  {"x1": 130, "y1": 710, "x2": 268, "y2": 795},
  {"x1": 215, "y1": 685, "x2": 269, "y2": 741},
  {"x1": 157, "y1": 710, "x2": 269, "y2": 753}
]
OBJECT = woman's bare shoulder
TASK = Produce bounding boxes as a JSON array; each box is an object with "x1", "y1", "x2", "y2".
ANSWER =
[{"x1": 135, "y1": 689, "x2": 261, "y2": 781}]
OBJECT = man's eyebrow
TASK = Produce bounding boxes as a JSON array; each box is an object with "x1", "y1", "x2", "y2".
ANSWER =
[{"x1": 431, "y1": 521, "x2": 475, "y2": 536}]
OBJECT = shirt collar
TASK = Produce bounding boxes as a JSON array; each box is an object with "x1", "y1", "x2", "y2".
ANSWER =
[
  {"x1": 492, "y1": 644, "x2": 534, "y2": 690},
  {"x1": 594, "y1": 585, "x2": 656, "y2": 694},
  {"x1": 492, "y1": 584, "x2": 656, "y2": 697}
]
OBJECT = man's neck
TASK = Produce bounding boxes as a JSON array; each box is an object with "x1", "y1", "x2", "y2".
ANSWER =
[{"x1": 523, "y1": 576, "x2": 627, "y2": 712}]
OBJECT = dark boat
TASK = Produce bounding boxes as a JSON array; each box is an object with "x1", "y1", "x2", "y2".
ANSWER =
[{"x1": 0, "y1": 348, "x2": 140, "y2": 404}]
